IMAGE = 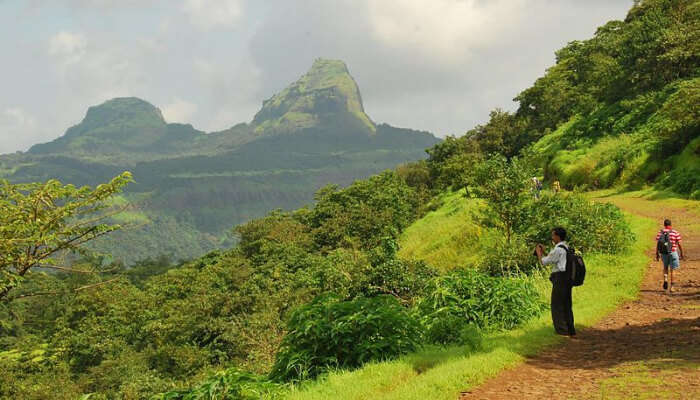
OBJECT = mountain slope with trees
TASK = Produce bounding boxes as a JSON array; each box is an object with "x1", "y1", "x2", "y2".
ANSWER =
[{"x1": 427, "y1": 0, "x2": 698, "y2": 197}]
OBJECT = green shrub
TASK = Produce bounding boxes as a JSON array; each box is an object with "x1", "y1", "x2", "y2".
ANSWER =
[
  {"x1": 659, "y1": 167, "x2": 700, "y2": 196},
  {"x1": 350, "y1": 258, "x2": 436, "y2": 303},
  {"x1": 416, "y1": 269, "x2": 545, "y2": 341},
  {"x1": 418, "y1": 313, "x2": 483, "y2": 351},
  {"x1": 310, "y1": 244, "x2": 437, "y2": 304},
  {"x1": 477, "y1": 230, "x2": 535, "y2": 275},
  {"x1": 523, "y1": 192, "x2": 635, "y2": 254},
  {"x1": 472, "y1": 185, "x2": 634, "y2": 274},
  {"x1": 458, "y1": 324, "x2": 484, "y2": 352},
  {"x1": 151, "y1": 369, "x2": 282, "y2": 400},
  {"x1": 270, "y1": 295, "x2": 422, "y2": 381}
]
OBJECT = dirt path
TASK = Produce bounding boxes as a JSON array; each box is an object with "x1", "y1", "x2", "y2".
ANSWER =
[{"x1": 460, "y1": 197, "x2": 700, "y2": 400}]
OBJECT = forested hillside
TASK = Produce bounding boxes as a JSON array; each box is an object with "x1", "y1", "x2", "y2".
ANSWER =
[
  {"x1": 0, "y1": 59, "x2": 439, "y2": 264},
  {"x1": 428, "y1": 0, "x2": 698, "y2": 196},
  {"x1": 0, "y1": 1, "x2": 698, "y2": 399}
]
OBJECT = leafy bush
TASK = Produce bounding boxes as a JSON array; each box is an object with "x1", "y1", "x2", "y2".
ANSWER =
[
  {"x1": 659, "y1": 167, "x2": 700, "y2": 196},
  {"x1": 476, "y1": 190, "x2": 634, "y2": 274},
  {"x1": 523, "y1": 192, "x2": 635, "y2": 254},
  {"x1": 477, "y1": 230, "x2": 536, "y2": 275},
  {"x1": 308, "y1": 171, "x2": 420, "y2": 251},
  {"x1": 151, "y1": 369, "x2": 282, "y2": 400},
  {"x1": 270, "y1": 295, "x2": 422, "y2": 381},
  {"x1": 417, "y1": 269, "x2": 545, "y2": 343},
  {"x1": 350, "y1": 258, "x2": 437, "y2": 303},
  {"x1": 457, "y1": 324, "x2": 484, "y2": 352}
]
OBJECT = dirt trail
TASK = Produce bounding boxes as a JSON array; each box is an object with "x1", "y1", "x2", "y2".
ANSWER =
[{"x1": 460, "y1": 198, "x2": 700, "y2": 400}]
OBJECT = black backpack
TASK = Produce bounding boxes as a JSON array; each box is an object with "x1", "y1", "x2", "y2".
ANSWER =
[
  {"x1": 657, "y1": 230, "x2": 672, "y2": 255},
  {"x1": 558, "y1": 244, "x2": 586, "y2": 287}
]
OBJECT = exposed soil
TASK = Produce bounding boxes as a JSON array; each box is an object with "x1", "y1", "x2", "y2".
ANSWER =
[{"x1": 459, "y1": 200, "x2": 700, "y2": 400}]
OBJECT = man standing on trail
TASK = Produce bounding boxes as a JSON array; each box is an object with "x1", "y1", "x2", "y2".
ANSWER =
[
  {"x1": 656, "y1": 219, "x2": 684, "y2": 293},
  {"x1": 535, "y1": 227, "x2": 576, "y2": 337}
]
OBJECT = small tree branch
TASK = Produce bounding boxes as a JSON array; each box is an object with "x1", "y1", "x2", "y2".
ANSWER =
[
  {"x1": 35, "y1": 226, "x2": 98, "y2": 260},
  {"x1": 4, "y1": 277, "x2": 122, "y2": 302},
  {"x1": 73, "y1": 277, "x2": 121, "y2": 292}
]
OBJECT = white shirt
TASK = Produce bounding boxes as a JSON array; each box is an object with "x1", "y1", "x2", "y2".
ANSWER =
[{"x1": 541, "y1": 241, "x2": 568, "y2": 273}]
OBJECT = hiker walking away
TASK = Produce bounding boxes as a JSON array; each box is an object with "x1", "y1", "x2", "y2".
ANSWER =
[
  {"x1": 535, "y1": 227, "x2": 576, "y2": 336},
  {"x1": 656, "y1": 219, "x2": 685, "y2": 293},
  {"x1": 531, "y1": 177, "x2": 543, "y2": 199},
  {"x1": 552, "y1": 180, "x2": 561, "y2": 194}
]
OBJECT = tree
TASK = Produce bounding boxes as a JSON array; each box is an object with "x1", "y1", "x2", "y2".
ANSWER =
[
  {"x1": 472, "y1": 155, "x2": 532, "y2": 243},
  {"x1": 0, "y1": 172, "x2": 132, "y2": 300},
  {"x1": 474, "y1": 109, "x2": 528, "y2": 159}
]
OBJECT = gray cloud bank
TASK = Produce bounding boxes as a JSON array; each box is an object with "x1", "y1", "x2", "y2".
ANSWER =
[{"x1": 0, "y1": 0, "x2": 632, "y2": 154}]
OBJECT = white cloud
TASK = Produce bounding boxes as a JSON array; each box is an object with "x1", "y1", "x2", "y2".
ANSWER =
[
  {"x1": 182, "y1": 0, "x2": 242, "y2": 29},
  {"x1": 46, "y1": 29, "x2": 154, "y2": 109},
  {"x1": 162, "y1": 98, "x2": 198, "y2": 123},
  {"x1": 365, "y1": 0, "x2": 526, "y2": 64},
  {"x1": 0, "y1": 107, "x2": 38, "y2": 153},
  {"x1": 48, "y1": 31, "x2": 87, "y2": 64}
]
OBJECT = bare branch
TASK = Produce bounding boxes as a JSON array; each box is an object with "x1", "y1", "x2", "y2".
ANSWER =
[
  {"x1": 37, "y1": 264, "x2": 98, "y2": 274},
  {"x1": 73, "y1": 277, "x2": 122, "y2": 292}
]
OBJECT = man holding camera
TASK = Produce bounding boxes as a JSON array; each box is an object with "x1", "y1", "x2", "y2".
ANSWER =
[{"x1": 535, "y1": 227, "x2": 576, "y2": 337}]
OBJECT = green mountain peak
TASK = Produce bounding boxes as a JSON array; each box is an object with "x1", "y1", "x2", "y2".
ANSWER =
[
  {"x1": 29, "y1": 97, "x2": 200, "y2": 155},
  {"x1": 72, "y1": 97, "x2": 166, "y2": 134},
  {"x1": 252, "y1": 58, "x2": 376, "y2": 134}
]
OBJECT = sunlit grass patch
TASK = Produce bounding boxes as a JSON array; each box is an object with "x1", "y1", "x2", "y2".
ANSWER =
[{"x1": 398, "y1": 191, "x2": 483, "y2": 272}]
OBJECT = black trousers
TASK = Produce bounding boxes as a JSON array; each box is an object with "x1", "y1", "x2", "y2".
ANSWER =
[{"x1": 550, "y1": 272, "x2": 575, "y2": 335}]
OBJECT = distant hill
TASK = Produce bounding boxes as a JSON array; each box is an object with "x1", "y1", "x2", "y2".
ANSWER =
[{"x1": 1, "y1": 59, "x2": 440, "y2": 263}]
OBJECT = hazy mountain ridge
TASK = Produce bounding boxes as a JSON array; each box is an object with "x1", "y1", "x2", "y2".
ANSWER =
[{"x1": 1, "y1": 59, "x2": 440, "y2": 263}]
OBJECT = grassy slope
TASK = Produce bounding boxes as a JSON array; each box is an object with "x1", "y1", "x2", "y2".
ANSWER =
[
  {"x1": 282, "y1": 192, "x2": 657, "y2": 400},
  {"x1": 397, "y1": 191, "x2": 482, "y2": 272}
]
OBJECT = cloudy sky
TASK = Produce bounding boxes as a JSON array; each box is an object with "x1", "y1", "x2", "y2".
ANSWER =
[{"x1": 0, "y1": 0, "x2": 632, "y2": 154}]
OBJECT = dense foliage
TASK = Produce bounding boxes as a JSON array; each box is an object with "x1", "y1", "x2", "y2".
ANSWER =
[
  {"x1": 151, "y1": 369, "x2": 283, "y2": 400},
  {"x1": 0, "y1": 170, "x2": 437, "y2": 399},
  {"x1": 427, "y1": 0, "x2": 698, "y2": 196},
  {"x1": 270, "y1": 295, "x2": 422, "y2": 381},
  {"x1": 416, "y1": 270, "x2": 545, "y2": 345},
  {"x1": 460, "y1": 155, "x2": 635, "y2": 275}
]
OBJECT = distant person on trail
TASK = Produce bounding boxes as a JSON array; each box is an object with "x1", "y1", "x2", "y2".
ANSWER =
[
  {"x1": 656, "y1": 219, "x2": 684, "y2": 293},
  {"x1": 532, "y1": 177, "x2": 543, "y2": 199},
  {"x1": 552, "y1": 180, "x2": 561, "y2": 194},
  {"x1": 535, "y1": 227, "x2": 576, "y2": 337}
]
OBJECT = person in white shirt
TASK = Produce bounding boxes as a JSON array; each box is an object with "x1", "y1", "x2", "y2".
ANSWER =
[{"x1": 535, "y1": 227, "x2": 576, "y2": 337}]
